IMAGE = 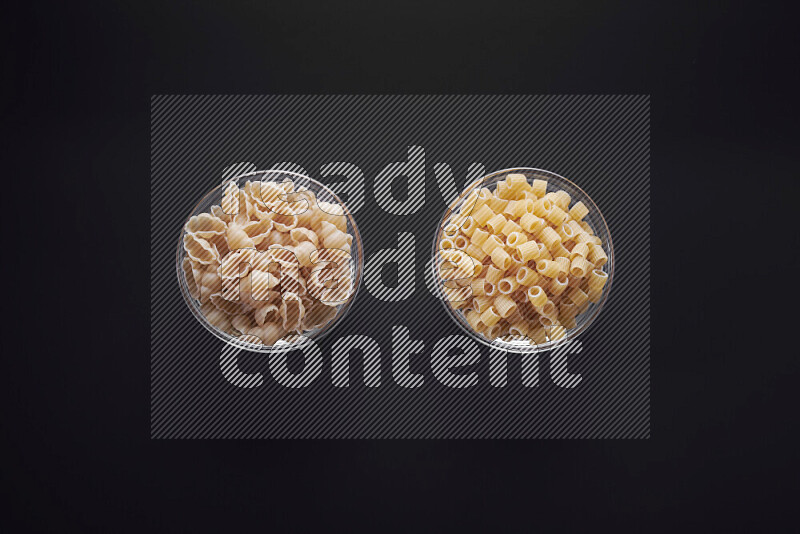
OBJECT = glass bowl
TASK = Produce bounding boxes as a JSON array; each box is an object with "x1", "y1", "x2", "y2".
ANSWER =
[
  {"x1": 176, "y1": 169, "x2": 364, "y2": 353},
  {"x1": 430, "y1": 167, "x2": 614, "y2": 353}
]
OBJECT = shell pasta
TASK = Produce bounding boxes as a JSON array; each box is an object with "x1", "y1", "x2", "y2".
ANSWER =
[
  {"x1": 436, "y1": 172, "x2": 610, "y2": 346},
  {"x1": 182, "y1": 177, "x2": 357, "y2": 346}
]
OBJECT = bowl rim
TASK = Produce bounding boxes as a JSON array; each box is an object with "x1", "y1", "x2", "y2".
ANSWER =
[
  {"x1": 175, "y1": 168, "x2": 364, "y2": 353},
  {"x1": 430, "y1": 166, "x2": 615, "y2": 353}
]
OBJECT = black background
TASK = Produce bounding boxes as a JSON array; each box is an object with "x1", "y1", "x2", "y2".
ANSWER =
[{"x1": 4, "y1": 0, "x2": 798, "y2": 532}]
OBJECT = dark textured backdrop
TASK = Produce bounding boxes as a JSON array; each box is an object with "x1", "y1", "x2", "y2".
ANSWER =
[
  {"x1": 151, "y1": 95, "x2": 650, "y2": 438},
  {"x1": 6, "y1": 0, "x2": 798, "y2": 531}
]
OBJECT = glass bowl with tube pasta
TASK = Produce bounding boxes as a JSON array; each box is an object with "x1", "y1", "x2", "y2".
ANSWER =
[
  {"x1": 431, "y1": 168, "x2": 614, "y2": 352},
  {"x1": 176, "y1": 169, "x2": 363, "y2": 353}
]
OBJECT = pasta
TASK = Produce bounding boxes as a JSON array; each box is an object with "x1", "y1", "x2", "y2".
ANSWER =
[
  {"x1": 184, "y1": 213, "x2": 227, "y2": 239},
  {"x1": 493, "y1": 295, "x2": 518, "y2": 318},
  {"x1": 181, "y1": 177, "x2": 357, "y2": 346},
  {"x1": 480, "y1": 306, "x2": 502, "y2": 327},
  {"x1": 554, "y1": 256, "x2": 571, "y2": 275},
  {"x1": 517, "y1": 240, "x2": 540, "y2": 262},
  {"x1": 497, "y1": 276, "x2": 519, "y2": 294},
  {"x1": 435, "y1": 172, "x2": 610, "y2": 346},
  {"x1": 536, "y1": 259, "x2": 560, "y2": 278},
  {"x1": 184, "y1": 233, "x2": 220, "y2": 265},
  {"x1": 569, "y1": 256, "x2": 591, "y2": 278},
  {"x1": 485, "y1": 266, "x2": 503, "y2": 285},
  {"x1": 515, "y1": 266, "x2": 539, "y2": 286},
  {"x1": 490, "y1": 247, "x2": 512, "y2": 270}
]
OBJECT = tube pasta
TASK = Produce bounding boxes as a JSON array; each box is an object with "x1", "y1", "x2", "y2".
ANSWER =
[
  {"x1": 461, "y1": 217, "x2": 479, "y2": 237},
  {"x1": 490, "y1": 247, "x2": 512, "y2": 270},
  {"x1": 519, "y1": 213, "x2": 547, "y2": 234},
  {"x1": 503, "y1": 200, "x2": 526, "y2": 219},
  {"x1": 505, "y1": 173, "x2": 528, "y2": 192},
  {"x1": 493, "y1": 295, "x2": 518, "y2": 318},
  {"x1": 538, "y1": 227, "x2": 561, "y2": 250},
  {"x1": 537, "y1": 243, "x2": 553, "y2": 261},
  {"x1": 480, "y1": 306, "x2": 502, "y2": 327},
  {"x1": 547, "y1": 324, "x2": 568, "y2": 341},
  {"x1": 532, "y1": 198, "x2": 553, "y2": 218},
  {"x1": 560, "y1": 314, "x2": 577, "y2": 329},
  {"x1": 508, "y1": 322, "x2": 529, "y2": 339},
  {"x1": 573, "y1": 232, "x2": 591, "y2": 246},
  {"x1": 497, "y1": 276, "x2": 519, "y2": 294},
  {"x1": 570, "y1": 242, "x2": 590, "y2": 260},
  {"x1": 481, "y1": 235, "x2": 504, "y2": 256},
  {"x1": 471, "y1": 228, "x2": 490, "y2": 247},
  {"x1": 587, "y1": 269, "x2": 608, "y2": 291},
  {"x1": 549, "y1": 272, "x2": 569, "y2": 297},
  {"x1": 472, "y1": 296, "x2": 492, "y2": 313},
  {"x1": 517, "y1": 240, "x2": 540, "y2": 262},
  {"x1": 486, "y1": 213, "x2": 507, "y2": 234},
  {"x1": 487, "y1": 195, "x2": 509, "y2": 211},
  {"x1": 527, "y1": 285, "x2": 547, "y2": 307},
  {"x1": 515, "y1": 266, "x2": 539, "y2": 286},
  {"x1": 588, "y1": 244, "x2": 608, "y2": 267},
  {"x1": 500, "y1": 219, "x2": 522, "y2": 237},
  {"x1": 485, "y1": 266, "x2": 503, "y2": 284},
  {"x1": 559, "y1": 300, "x2": 577, "y2": 319},
  {"x1": 545, "y1": 205, "x2": 568, "y2": 226},
  {"x1": 536, "y1": 259, "x2": 560, "y2": 278},
  {"x1": 528, "y1": 325, "x2": 547, "y2": 345},
  {"x1": 550, "y1": 190, "x2": 571, "y2": 211},
  {"x1": 554, "y1": 256, "x2": 571, "y2": 275},
  {"x1": 486, "y1": 322, "x2": 507, "y2": 339},
  {"x1": 465, "y1": 243, "x2": 488, "y2": 262},
  {"x1": 587, "y1": 287, "x2": 603, "y2": 303},
  {"x1": 534, "y1": 297, "x2": 554, "y2": 316},
  {"x1": 567, "y1": 287, "x2": 589, "y2": 307},
  {"x1": 472, "y1": 204, "x2": 495, "y2": 226},
  {"x1": 483, "y1": 281, "x2": 498, "y2": 297},
  {"x1": 556, "y1": 223, "x2": 573, "y2": 243},
  {"x1": 569, "y1": 201, "x2": 589, "y2": 221},
  {"x1": 530, "y1": 179, "x2": 547, "y2": 197},
  {"x1": 466, "y1": 310, "x2": 483, "y2": 332},
  {"x1": 435, "y1": 172, "x2": 610, "y2": 345},
  {"x1": 569, "y1": 256, "x2": 591, "y2": 278},
  {"x1": 470, "y1": 279, "x2": 486, "y2": 297}
]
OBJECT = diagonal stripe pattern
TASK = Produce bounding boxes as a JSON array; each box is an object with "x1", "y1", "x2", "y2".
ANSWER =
[{"x1": 151, "y1": 95, "x2": 650, "y2": 439}]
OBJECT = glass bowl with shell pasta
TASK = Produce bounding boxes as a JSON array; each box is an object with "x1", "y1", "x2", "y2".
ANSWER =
[
  {"x1": 431, "y1": 168, "x2": 614, "y2": 352},
  {"x1": 177, "y1": 169, "x2": 363, "y2": 353}
]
